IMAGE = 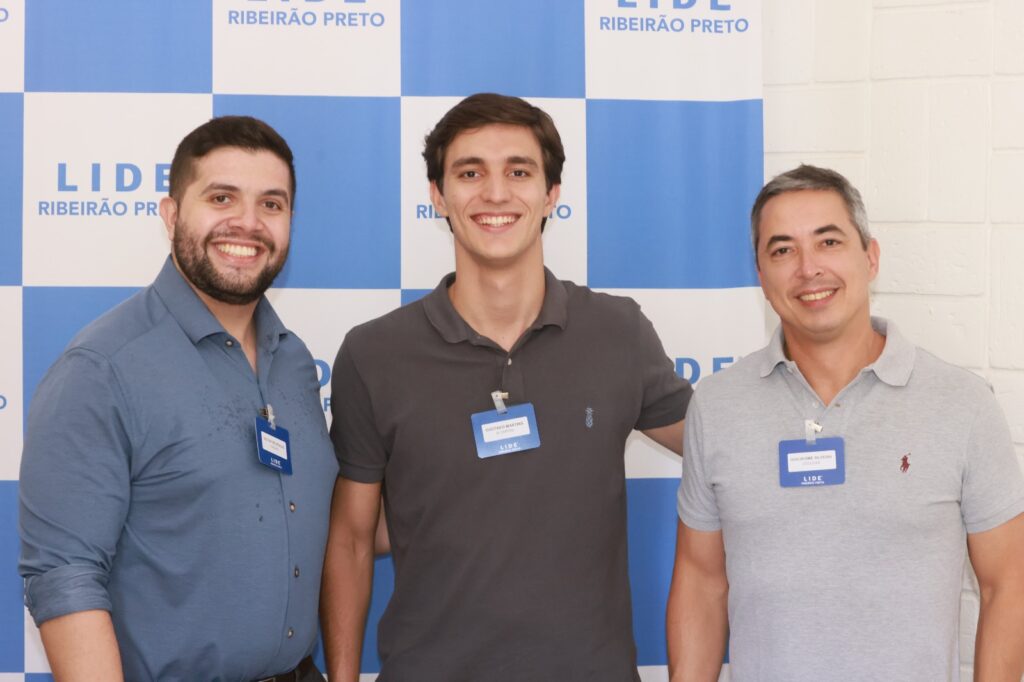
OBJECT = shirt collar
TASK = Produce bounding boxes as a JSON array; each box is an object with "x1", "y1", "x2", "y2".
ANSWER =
[
  {"x1": 152, "y1": 255, "x2": 288, "y2": 351},
  {"x1": 422, "y1": 267, "x2": 569, "y2": 345},
  {"x1": 759, "y1": 316, "x2": 915, "y2": 386}
]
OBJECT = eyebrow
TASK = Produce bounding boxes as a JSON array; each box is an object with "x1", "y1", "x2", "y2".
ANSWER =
[
  {"x1": 448, "y1": 155, "x2": 540, "y2": 171},
  {"x1": 764, "y1": 223, "x2": 845, "y2": 249},
  {"x1": 201, "y1": 182, "x2": 291, "y2": 206}
]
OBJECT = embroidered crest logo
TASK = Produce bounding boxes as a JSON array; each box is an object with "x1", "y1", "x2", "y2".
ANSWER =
[
  {"x1": 900, "y1": 453, "x2": 910, "y2": 473},
  {"x1": 585, "y1": 407, "x2": 594, "y2": 429}
]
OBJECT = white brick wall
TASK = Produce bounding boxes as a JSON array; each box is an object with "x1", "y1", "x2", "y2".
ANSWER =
[{"x1": 763, "y1": 1, "x2": 1024, "y2": 679}]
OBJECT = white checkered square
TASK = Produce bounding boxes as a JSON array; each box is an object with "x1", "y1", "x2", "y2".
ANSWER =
[
  {"x1": 23, "y1": 607, "x2": 46, "y2": 674},
  {"x1": 399, "y1": 96, "x2": 588, "y2": 290},
  {"x1": 0, "y1": 0, "x2": 23, "y2": 92},
  {"x1": 212, "y1": 0, "x2": 401, "y2": 96},
  {"x1": 22, "y1": 93, "x2": 212, "y2": 286},
  {"x1": 585, "y1": 0, "x2": 762, "y2": 101},
  {"x1": 602, "y1": 287, "x2": 766, "y2": 478},
  {"x1": 0, "y1": 287, "x2": 21, "y2": 480},
  {"x1": 265, "y1": 287, "x2": 402, "y2": 426}
]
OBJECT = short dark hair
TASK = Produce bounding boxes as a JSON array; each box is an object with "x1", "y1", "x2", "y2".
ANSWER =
[
  {"x1": 168, "y1": 115, "x2": 296, "y2": 206},
  {"x1": 423, "y1": 93, "x2": 565, "y2": 192},
  {"x1": 750, "y1": 164, "x2": 870, "y2": 262}
]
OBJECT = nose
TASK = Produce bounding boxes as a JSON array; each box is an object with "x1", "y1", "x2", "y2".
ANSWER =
[
  {"x1": 480, "y1": 174, "x2": 511, "y2": 203},
  {"x1": 227, "y1": 201, "x2": 260, "y2": 232},
  {"x1": 797, "y1": 249, "x2": 823, "y2": 279}
]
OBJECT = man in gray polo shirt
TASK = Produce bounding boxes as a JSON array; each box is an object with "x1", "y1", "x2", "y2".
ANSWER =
[
  {"x1": 667, "y1": 165, "x2": 1024, "y2": 680},
  {"x1": 321, "y1": 93, "x2": 691, "y2": 681}
]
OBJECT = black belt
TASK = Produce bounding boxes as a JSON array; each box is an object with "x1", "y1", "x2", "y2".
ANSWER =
[{"x1": 254, "y1": 655, "x2": 316, "y2": 682}]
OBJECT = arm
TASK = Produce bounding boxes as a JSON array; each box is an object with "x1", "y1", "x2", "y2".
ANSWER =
[
  {"x1": 968, "y1": 512, "x2": 1024, "y2": 681},
  {"x1": 643, "y1": 419, "x2": 684, "y2": 456},
  {"x1": 666, "y1": 520, "x2": 729, "y2": 682},
  {"x1": 40, "y1": 610, "x2": 124, "y2": 682},
  {"x1": 19, "y1": 350, "x2": 132, "y2": 679},
  {"x1": 320, "y1": 477, "x2": 382, "y2": 682}
]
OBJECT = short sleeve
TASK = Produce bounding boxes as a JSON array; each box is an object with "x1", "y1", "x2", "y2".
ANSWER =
[
  {"x1": 961, "y1": 387, "x2": 1024, "y2": 534},
  {"x1": 19, "y1": 349, "x2": 133, "y2": 625},
  {"x1": 677, "y1": 396, "x2": 722, "y2": 531},
  {"x1": 632, "y1": 304, "x2": 692, "y2": 431},
  {"x1": 330, "y1": 333, "x2": 387, "y2": 483}
]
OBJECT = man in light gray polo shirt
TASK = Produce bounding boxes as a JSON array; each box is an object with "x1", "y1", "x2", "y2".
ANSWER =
[{"x1": 667, "y1": 165, "x2": 1024, "y2": 681}]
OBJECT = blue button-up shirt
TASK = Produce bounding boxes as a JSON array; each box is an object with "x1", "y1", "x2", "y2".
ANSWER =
[{"x1": 19, "y1": 257, "x2": 338, "y2": 681}]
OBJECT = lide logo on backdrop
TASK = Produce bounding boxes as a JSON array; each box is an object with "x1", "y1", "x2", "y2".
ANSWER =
[
  {"x1": 602, "y1": 0, "x2": 750, "y2": 35},
  {"x1": 229, "y1": 0, "x2": 386, "y2": 29},
  {"x1": 315, "y1": 359, "x2": 332, "y2": 412},
  {"x1": 0, "y1": 7, "x2": 9, "y2": 23},
  {"x1": 37, "y1": 162, "x2": 169, "y2": 218},
  {"x1": 676, "y1": 356, "x2": 734, "y2": 384},
  {"x1": 0, "y1": 393, "x2": 7, "y2": 410}
]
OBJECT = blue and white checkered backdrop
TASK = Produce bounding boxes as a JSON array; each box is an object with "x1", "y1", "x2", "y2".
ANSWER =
[{"x1": 0, "y1": 1, "x2": 763, "y2": 679}]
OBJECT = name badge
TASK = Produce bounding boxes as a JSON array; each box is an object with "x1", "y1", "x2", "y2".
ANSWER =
[
  {"x1": 470, "y1": 403, "x2": 541, "y2": 459},
  {"x1": 778, "y1": 437, "x2": 844, "y2": 487},
  {"x1": 255, "y1": 417, "x2": 292, "y2": 475}
]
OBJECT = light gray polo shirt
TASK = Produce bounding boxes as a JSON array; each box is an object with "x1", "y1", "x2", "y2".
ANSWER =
[{"x1": 678, "y1": 317, "x2": 1024, "y2": 681}]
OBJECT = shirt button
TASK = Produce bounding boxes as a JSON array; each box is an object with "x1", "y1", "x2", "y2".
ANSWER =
[
  {"x1": 225, "y1": 339, "x2": 234, "y2": 347},
  {"x1": 294, "y1": 566, "x2": 300, "y2": 578},
  {"x1": 287, "y1": 627, "x2": 294, "y2": 638},
  {"x1": 289, "y1": 501, "x2": 296, "y2": 512},
  {"x1": 507, "y1": 357, "x2": 512, "y2": 366}
]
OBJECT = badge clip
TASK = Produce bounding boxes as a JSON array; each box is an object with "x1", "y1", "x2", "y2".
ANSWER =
[
  {"x1": 491, "y1": 391, "x2": 509, "y2": 415},
  {"x1": 804, "y1": 419, "x2": 822, "y2": 445},
  {"x1": 261, "y1": 404, "x2": 277, "y2": 430}
]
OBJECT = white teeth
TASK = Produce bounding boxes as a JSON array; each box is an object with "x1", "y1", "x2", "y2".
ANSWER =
[
  {"x1": 217, "y1": 243, "x2": 257, "y2": 257},
  {"x1": 476, "y1": 215, "x2": 516, "y2": 227},
  {"x1": 800, "y1": 290, "x2": 835, "y2": 302}
]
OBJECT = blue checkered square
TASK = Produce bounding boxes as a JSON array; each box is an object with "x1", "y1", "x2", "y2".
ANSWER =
[
  {"x1": 215, "y1": 95, "x2": 401, "y2": 289},
  {"x1": 25, "y1": 1, "x2": 212, "y2": 93},
  {"x1": 400, "y1": 0, "x2": 585, "y2": 98},
  {"x1": 587, "y1": 99, "x2": 762, "y2": 289},
  {"x1": 400, "y1": 289, "x2": 431, "y2": 306},
  {"x1": 361, "y1": 555, "x2": 396, "y2": 674},
  {"x1": 0, "y1": 94, "x2": 21, "y2": 286},
  {"x1": 22, "y1": 287, "x2": 138, "y2": 411},
  {"x1": 626, "y1": 477, "x2": 677, "y2": 667},
  {"x1": 0, "y1": 482, "x2": 22, "y2": 672}
]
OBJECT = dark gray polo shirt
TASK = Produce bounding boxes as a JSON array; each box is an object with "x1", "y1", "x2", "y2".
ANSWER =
[{"x1": 331, "y1": 269, "x2": 691, "y2": 681}]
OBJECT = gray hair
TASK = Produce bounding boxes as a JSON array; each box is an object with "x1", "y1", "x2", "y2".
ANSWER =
[{"x1": 750, "y1": 165, "x2": 870, "y2": 260}]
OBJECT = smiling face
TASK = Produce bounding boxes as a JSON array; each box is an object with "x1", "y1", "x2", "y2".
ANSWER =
[
  {"x1": 756, "y1": 189, "x2": 880, "y2": 346},
  {"x1": 429, "y1": 123, "x2": 559, "y2": 272},
  {"x1": 160, "y1": 146, "x2": 292, "y2": 306}
]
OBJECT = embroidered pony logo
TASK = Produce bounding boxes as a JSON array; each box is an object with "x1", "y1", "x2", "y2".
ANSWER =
[
  {"x1": 900, "y1": 453, "x2": 910, "y2": 473},
  {"x1": 585, "y1": 407, "x2": 594, "y2": 429}
]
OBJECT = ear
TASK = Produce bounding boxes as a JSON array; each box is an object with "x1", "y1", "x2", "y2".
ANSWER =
[
  {"x1": 429, "y1": 181, "x2": 447, "y2": 217},
  {"x1": 866, "y1": 238, "x2": 880, "y2": 282},
  {"x1": 159, "y1": 197, "x2": 178, "y2": 242},
  {"x1": 544, "y1": 183, "x2": 561, "y2": 216}
]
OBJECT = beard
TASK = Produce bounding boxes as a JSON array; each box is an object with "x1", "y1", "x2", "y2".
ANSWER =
[{"x1": 172, "y1": 220, "x2": 288, "y2": 305}]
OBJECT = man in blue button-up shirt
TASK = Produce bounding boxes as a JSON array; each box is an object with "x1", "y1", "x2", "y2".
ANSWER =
[{"x1": 19, "y1": 116, "x2": 338, "y2": 682}]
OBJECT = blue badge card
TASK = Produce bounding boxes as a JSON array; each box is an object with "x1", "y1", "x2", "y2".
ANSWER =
[
  {"x1": 254, "y1": 417, "x2": 293, "y2": 475},
  {"x1": 470, "y1": 403, "x2": 541, "y2": 459},
  {"x1": 778, "y1": 437, "x2": 844, "y2": 487}
]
